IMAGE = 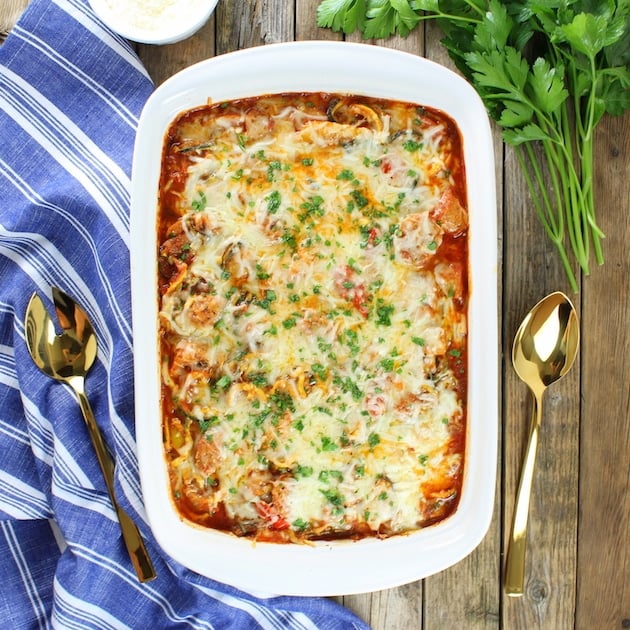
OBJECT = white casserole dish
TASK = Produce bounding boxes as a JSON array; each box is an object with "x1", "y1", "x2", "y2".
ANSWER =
[{"x1": 130, "y1": 41, "x2": 498, "y2": 596}]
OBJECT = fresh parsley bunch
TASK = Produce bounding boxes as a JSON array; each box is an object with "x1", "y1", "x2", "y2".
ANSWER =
[{"x1": 317, "y1": 0, "x2": 630, "y2": 291}]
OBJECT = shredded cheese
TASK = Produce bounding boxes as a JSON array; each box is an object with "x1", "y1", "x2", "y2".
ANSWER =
[{"x1": 157, "y1": 93, "x2": 469, "y2": 542}]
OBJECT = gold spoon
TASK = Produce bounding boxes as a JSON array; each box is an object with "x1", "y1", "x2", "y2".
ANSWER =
[
  {"x1": 504, "y1": 291, "x2": 579, "y2": 596},
  {"x1": 25, "y1": 288, "x2": 157, "y2": 583}
]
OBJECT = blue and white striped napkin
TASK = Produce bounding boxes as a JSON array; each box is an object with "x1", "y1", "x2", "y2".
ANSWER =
[{"x1": 0, "y1": 1, "x2": 372, "y2": 627}]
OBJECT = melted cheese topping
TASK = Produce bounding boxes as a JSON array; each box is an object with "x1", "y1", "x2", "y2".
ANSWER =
[{"x1": 158, "y1": 93, "x2": 468, "y2": 542}]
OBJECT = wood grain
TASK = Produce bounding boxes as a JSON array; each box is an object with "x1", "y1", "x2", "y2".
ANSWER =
[
  {"x1": 134, "y1": 2, "x2": 630, "y2": 628},
  {"x1": 577, "y1": 110, "x2": 630, "y2": 630},
  {"x1": 501, "y1": 133, "x2": 580, "y2": 629},
  {"x1": 136, "y1": 18, "x2": 215, "y2": 86}
]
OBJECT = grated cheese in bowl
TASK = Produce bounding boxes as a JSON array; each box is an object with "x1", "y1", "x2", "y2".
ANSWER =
[{"x1": 89, "y1": 0, "x2": 218, "y2": 44}]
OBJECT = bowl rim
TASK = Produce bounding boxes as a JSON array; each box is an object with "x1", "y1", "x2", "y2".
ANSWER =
[
  {"x1": 130, "y1": 40, "x2": 498, "y2": 596},
  {"x1": 88, "y1": 0, "x2": 218, "y2": 45}
]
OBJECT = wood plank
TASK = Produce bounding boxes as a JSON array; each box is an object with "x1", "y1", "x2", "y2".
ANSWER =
[
  {"x1": 136, "y1": 16, "x2": 216, "y2": 86},
  {"x1": 501, "y1": 114, "x2": 580, "y2": 627},
  {"x1": 577, "y1": 109, "x2": 630, "y2": 629},
  {"x1": 366, "y1": 584, "x2": 423, "y2": 629},
  {"x1": 295, "y1": 0, "x2": 342, "y2": 42},
  {"x1": 215, "y1": 0, "x2": 294, "y2": 54}
]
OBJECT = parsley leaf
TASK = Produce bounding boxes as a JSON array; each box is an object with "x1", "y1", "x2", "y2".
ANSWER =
[
  {"x1": 317, "y1": 0, "x2": 367, "y2": 34},
  {"x1": 364, "y1": 0, "x2": 423, "y2": 40},
  {"x1": 529, "y1": 58, "x2": 569, "y2": 116}
]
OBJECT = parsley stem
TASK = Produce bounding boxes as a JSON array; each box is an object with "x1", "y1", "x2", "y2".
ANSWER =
[
  {"x1": 552, "y1": 107, "x2": 587, "y2": 272},
  {"x1": 581, "y1": 131, "x2": 605, "y2": 265},
  {"x1": 517, "y1": 143, "x2": 578, "y2": 293},
  {"x1": 522, "y1": 142, "x2": 559, "y2": 238}
]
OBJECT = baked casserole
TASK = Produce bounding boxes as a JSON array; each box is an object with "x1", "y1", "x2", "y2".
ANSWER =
[{"x1": 157, "y1": 92, "x2": 468, "y2": 543}]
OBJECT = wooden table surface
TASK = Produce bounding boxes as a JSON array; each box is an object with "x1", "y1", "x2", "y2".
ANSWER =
[{"x1": 135, "y1": 2, "x2": 630, "y2": 628}]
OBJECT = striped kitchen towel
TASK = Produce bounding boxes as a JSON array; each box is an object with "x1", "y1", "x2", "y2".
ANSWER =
[{"x1": 0, "y1": 1, "x2": 372, "y2": 628}]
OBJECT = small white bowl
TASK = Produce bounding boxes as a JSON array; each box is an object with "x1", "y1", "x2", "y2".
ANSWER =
[{"x1": 88, "y1": 0, "x2": 218, "y2": 45}]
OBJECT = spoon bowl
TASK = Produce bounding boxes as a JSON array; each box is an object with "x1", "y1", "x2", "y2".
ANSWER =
[
  {"x1": 25, "y1": 287, "x2": 97, "y2": 381},
  {"x1": 512, "y1": 292, "x2": 579, "y2": 393},
  {"x1": 504, "y1": 291, "x2": 579, "y2": 596}
]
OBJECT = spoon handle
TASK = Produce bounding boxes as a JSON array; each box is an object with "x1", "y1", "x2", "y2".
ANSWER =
[
  {"x1": 70, "y1": 376, "x2": 157, "y2": 583},
  {"x1": 504, "y1": 389, "x2": 543, "y2": 596}
]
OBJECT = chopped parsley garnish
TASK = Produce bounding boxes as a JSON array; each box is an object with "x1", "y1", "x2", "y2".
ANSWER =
[
  {"x1": 350, "y1": 189, "x2": 368, "y2": 209},
  {"x1": 256, "y1": 289, "x2": 277, "y2": 311},
  {"x1": 336, "y1": 169, "x2": 356, "y2": 181},
  {"x1": 343, "y1": 329, "x2": 360, "y2": 355},
  {"x1": 379, "y1": 358, "x2": 395, "y2": 372},
  {"x1": 215, "y1": 375, "x2": 231, "y2": 389},
  {"x1": 311, "y1": 363, "x2": 328, "y2": 380},
  {"x1": 267, "y1": 160, "x2": 282, "y2": 181},
  {"x1": 265, "y1": 190, "x2": 282, "y2": 214},
  {"x1": 333, "y1": 374, "x2": 362, "y2": 401},
  {"x1": 320, "y1": 436, "x2": 339, "y2": 452},
  {"x1": 255, "y1": 264, "x2": 270, "y2": 280},
  {"x1": 249, "y1": 373, "x2": 268, "y2": 387},
  {"x1": 281, "y1": 226, "x2": 298, "y2": 251},
  {"x1": 320, "y1": 488, "x2": 345, "y2": 514},
  {"x1": 295, "y1": 464, "x2": 314, "y2": 478},
  {"x1": 269, "y1": 391, "x2": 296, "y2": 414},
  {"x1": 375, "y1": 299, "x2": 395, "y2": 326},
  {"x1": 191, "y1": 191, "x2": 207, "y2": 212},
  {"x1": 368, "y1": 432, "x2": 381, "y2": 448},
  {"x1": 198, "y1": 416, "x2": 219, "y2": 432},
  {"x1": 292, "y1": 517, "x2": 309, "y2": 531},
  {"x1": 319, "y1": 469, "x2": 343, "y2": 483},
  {"x1": 403, "y1": 138, "x2": 423, "y2": 152},
  {"x1": 298, "y1": 195, "x2": 325, "y2": 222}
]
